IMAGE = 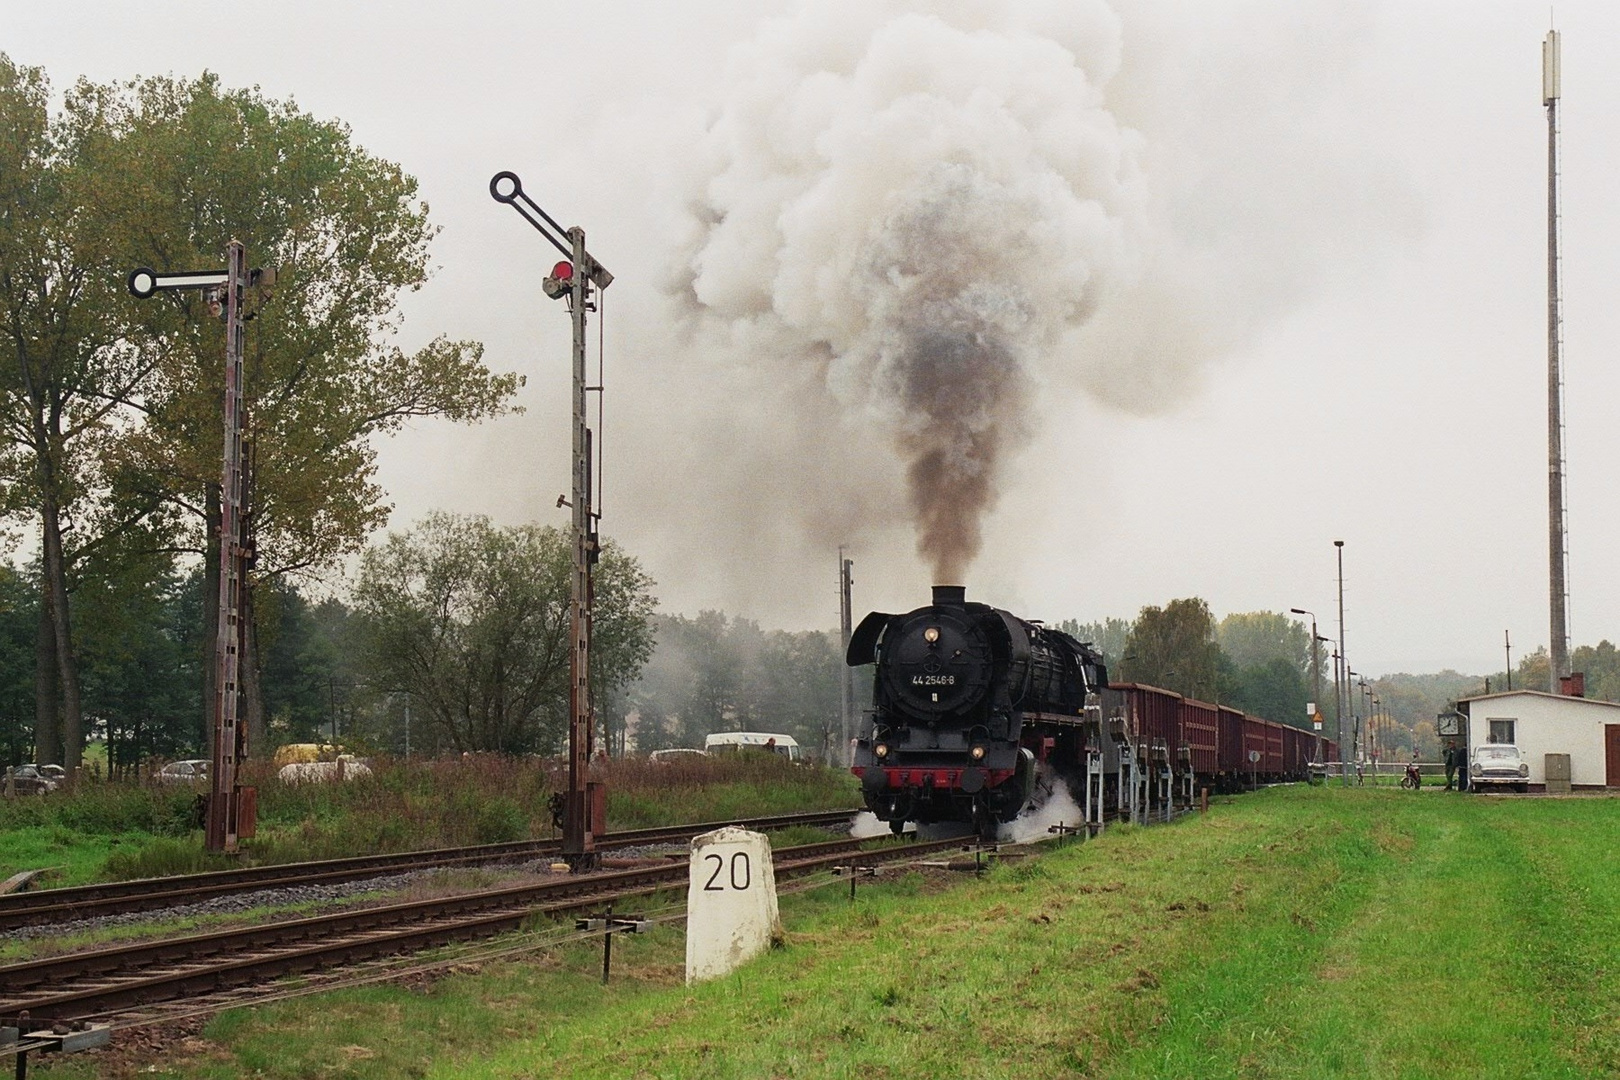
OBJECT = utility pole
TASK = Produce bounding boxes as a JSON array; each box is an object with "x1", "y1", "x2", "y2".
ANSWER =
[
  {"x1": 1505, "y1": 629, "x2": 1513, "y2": 691},
  {"x1": 128, "y1": 247, "x2": 269, "y2": 853},
  {"x1": 1332, "y1": 649, "x2": 1343, "y2": 775},
  {"x1": 838, "y1": 548, "x2": 855, "y2": 767},
  {"x1": 1348, "y1": 669, "x2": 1360, "y2": 765},
  {"x1": 1290, "y1": 608, "x2": 1322, "y2": 765},
  {"x1": 1545, "y1": 28, "x2": 1571, "y2": 692},
  {"x1": 491, "y1": 172, "x2": 613, "y2": 868},
  {"x1": 1335, "y1": 540, "x2": 1348, "y2": 785}
]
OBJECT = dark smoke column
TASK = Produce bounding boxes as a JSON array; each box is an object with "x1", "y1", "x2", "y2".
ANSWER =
[{"x1": 864, "y1": 168, "x2": 1039, "y2": 584}]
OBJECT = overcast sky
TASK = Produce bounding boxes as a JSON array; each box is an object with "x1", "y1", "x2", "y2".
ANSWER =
[{"x1": 6, "y1": 1, "x2": 1617, "y2": 678}]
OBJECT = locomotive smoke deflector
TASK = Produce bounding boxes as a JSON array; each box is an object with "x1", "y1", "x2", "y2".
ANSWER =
[{"x1": 846, "y1": 611, "x2": 895, "y2": 666}]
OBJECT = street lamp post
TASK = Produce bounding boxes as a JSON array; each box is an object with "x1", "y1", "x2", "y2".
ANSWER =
[
  {"x1": 1369, "y1": 694, "x2": 1380, "y2": 770},
  {"x1": 1356, "y1": 674, "x2": 1373, "y2": 765},
  {"x1": 1291, "y1": 608, "x2": 1322, "y2": 765}
]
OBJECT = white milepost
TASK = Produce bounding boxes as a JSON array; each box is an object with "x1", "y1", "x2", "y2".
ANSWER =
[{"x1": 685, "y1": 827, "x2": 781, "y2": 985}]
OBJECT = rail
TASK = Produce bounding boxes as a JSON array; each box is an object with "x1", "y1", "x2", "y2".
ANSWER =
[
  {"x1": 0, "y1": 833, "x2": 963, "y2": 1026},
  {"x1": 0, "y1": 809, "x2": 857, "y2": 931}
]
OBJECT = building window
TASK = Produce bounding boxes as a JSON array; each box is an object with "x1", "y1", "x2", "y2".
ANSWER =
[{"x1": 1487, "y1": 718, "x2": 1516, "y2": 745}]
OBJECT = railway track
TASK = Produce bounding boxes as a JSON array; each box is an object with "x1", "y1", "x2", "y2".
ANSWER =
[
  {"x1": 0, "y1": 809, "x2": 857, "y2": 932},
  {"x1": 0, "y1": 834, "x2": 968, "y2": 1026}
]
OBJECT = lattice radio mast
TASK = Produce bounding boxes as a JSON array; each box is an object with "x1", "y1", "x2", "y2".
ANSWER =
[{"x1": 1544, "y1": 29, "x2": 1571, "y2": 691}]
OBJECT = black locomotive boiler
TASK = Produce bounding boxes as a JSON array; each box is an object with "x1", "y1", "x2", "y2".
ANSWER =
[{"x1": 846, "y1": 585, "x2": 1108, "y2": 835}]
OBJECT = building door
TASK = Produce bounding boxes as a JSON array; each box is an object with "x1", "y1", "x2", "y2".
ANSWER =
[{"x1": 1606, "y1": 725, "x2": 1620, "y2": 788}]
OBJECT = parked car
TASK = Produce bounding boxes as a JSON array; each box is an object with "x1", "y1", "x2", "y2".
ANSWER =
[
  {"x1": 703, "y1": 732, "x2": 802, "y2": 761},
  {"x1": 1470, "y1": 744, "x2": 1530, "y2": 793},
  {"x1": 37, "y1": 764, "x2": 66, "y2": 783},
  {"x1": 648, "y1": 748, "x2": 709, "y2": 765},
  {"x1": 154, "y1": 759, "x2": 209, "y2": 785},
  {"x1": 4, "y1": 765, "x2": 57, "y2": 795}
]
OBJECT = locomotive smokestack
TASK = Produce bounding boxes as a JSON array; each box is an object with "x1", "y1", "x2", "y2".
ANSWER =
[{"x1": 932, "y1": 584, "x2": 967, "y2": 608}]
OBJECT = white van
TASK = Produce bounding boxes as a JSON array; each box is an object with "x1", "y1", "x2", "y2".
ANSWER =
[{"x1": 703, "y1": 732, "x2": 802, "y2": 762}]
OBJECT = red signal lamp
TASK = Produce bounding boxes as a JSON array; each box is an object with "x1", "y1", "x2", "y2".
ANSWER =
[{"x1": 542, "y1": 260, "x2": 575, "y2": 300}]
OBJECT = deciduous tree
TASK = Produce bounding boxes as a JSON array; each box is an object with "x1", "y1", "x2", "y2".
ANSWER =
[
  {"x1": 0, "y1": 60, "x2": 521, "y2": 766},
  {"x1": 1055, "y1": 617, "x2": 1131, "y2": 669},
  {"x1": 0, "y1": 55, "x2": 163, "y2": 768},
  {"x1": 1117, "y1": 598, "x2": 1219, "y2": 702},
  {"x1": 353, "y1": 513, "x2": 655, "y2": 755}
]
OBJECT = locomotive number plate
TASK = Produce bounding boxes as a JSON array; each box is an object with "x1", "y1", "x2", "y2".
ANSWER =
[{"x1": 911, "y1": 674, "x2": 956, "y2": 686}]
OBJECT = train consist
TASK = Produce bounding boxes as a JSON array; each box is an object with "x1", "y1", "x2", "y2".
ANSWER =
[{"x1": 846, "y1": 586, "x2": 1335, "y2": 836}]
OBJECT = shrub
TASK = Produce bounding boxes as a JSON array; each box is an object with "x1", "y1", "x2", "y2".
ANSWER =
[
  {"x1": 474, "y1": 798, "x2": 529, "y2": 844},
  {"x1": 102, "y1": 835, "x2": 223, "y2": 880}
]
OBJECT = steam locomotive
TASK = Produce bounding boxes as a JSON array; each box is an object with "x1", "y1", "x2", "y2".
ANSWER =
[{"x1": 847, "y1": 586, "x2": 1331, "y2": 836}]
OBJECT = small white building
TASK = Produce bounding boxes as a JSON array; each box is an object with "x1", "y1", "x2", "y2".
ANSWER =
[{"x1": 1455, "y1": 688, "x2": 1620, "y2": 790}]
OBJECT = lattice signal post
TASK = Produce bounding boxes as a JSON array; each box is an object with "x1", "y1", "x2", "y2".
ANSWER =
[
  {"x1": 128, "y1": 245, "x2": 270, "y2": 853},
  {"x1": 490, "y1": 172, "x2": 613, "y2": 867}
]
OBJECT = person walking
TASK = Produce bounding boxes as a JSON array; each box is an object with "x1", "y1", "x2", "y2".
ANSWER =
[{"x1": 1443, "y1": 743, "x2": 1458, "y2": 790}]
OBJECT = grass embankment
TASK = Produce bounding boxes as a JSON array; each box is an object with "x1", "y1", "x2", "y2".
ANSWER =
[
  {"x1": 0, "y1": 755, "x2": 856, "y2": 886},
  {"x1": 45, "y1": 786, "x2": 1620, "y2": 1080}
]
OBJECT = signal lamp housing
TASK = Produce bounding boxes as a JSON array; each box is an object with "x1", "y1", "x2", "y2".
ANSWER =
[{"x1": 541, "y1": 260, "x2": 575, "y2": 300}]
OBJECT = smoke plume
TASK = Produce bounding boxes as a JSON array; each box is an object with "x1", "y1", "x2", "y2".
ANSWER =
[
  {"x1": 674, "y1": 0, "x2": 1141, "y2": 583},
  {"x1": 609, "y1": 0, "x2": 1415, "y2": 617}
]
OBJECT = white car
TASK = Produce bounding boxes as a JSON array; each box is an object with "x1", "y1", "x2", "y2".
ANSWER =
[
  {"x1": 1469, "y1": 745, "x2": 1529, "y2": 793},
  {"x1": 648, "y1": 748, "x2": 709, "y2": 765},
  {"x1": 154, "y1": 759, "x2": 210, "y2": 785}
]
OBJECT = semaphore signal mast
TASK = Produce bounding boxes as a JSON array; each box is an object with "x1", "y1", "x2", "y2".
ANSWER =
[
  {"x1": 128, "y1": 247, "x2": 272, "y2": 853},
  {"x1": 490, "y1": 171, "x2": 613, "y2": 868}
]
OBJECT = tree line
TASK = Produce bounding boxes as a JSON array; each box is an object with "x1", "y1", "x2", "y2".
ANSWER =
[
  {"x1": 623, "y1": 599, "x2": 1326, "y2": 764},
  {"x1": 0, "y1": 511, "x2": 660, "y2": 769}
]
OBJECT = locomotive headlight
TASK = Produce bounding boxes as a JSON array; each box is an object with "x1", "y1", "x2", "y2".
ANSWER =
[
  {"x1": 874, "y1": 743, "x2": 890, "y2": 759},
  {"x1": 970, "y1": 745, "x2": 986, "y2": 761},
  {"x1": 923, "y1": 627, "x2": 940, "y2": 643}
]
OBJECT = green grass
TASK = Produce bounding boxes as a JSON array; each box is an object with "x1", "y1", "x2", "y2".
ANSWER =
[
  {"x1": 0, "y1": 825, "x2": 123, "y2": 888},
  {"x1": 38, "y1": 786, "x2": 1620, "y2": 1080}
]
